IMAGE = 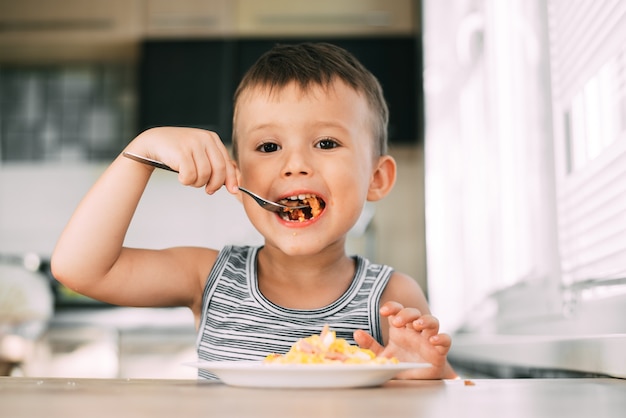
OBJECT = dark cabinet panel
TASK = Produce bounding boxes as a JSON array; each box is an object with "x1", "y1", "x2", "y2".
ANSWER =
[
  {"x1": 139, "y1": 40, "x2": 235, "y2": 141},
  {"x1": 139, "y1": 37, "x2": 421, "y2": 145}
]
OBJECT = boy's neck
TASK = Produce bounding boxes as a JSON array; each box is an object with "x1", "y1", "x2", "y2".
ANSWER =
[{"x1": 256, "y1": 244, "x2": 356, "y2": 309}]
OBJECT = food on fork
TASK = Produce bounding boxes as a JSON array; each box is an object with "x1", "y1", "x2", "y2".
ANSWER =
[{"x1": 264, "y1": 325, "x2": 398, "y2": 365}]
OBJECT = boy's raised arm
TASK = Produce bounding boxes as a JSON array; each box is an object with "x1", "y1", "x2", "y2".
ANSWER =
[{"x1": 51, "y1": 128, "x2": 237, "y2": 309}]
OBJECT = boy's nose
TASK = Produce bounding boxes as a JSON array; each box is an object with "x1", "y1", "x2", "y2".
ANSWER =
[
  {"x1": 283, "y1": 165, "x2": 310, "y2": 177},
  {"x1": 281, "y1": 148, "x2": 312, "y2": 177}
]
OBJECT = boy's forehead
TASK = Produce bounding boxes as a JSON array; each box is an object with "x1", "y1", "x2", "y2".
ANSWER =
[
  {"x1": 233, "y1": 80, "x2": 372, "y2": 136},
  {"x1": 236, "y1": 78, "x2": 361, "y2": 105}
]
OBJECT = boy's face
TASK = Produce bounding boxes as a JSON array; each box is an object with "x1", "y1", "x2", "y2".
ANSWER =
[{"x1": 233, "y1": 79, "x2": 385, "y2": 256}]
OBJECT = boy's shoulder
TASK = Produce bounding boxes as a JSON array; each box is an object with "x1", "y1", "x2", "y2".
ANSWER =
[{"x1": 380, "y1": 270, "x2": 428, "y2": 310}]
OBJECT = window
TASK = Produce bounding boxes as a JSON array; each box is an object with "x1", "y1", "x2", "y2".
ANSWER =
[
  {"x1": 565, "y1": 57, "x2": 623, "y2": 173},
  {"x1": 549, "y1": 0, "x2": 626, "y2": 286}
]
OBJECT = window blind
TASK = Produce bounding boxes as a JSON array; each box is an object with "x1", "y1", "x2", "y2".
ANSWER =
[{"x1": 548, "y1": 0, "x2": 626, "y2": 285}]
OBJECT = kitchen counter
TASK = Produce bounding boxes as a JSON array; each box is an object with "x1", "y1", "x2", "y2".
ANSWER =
[
  {"x1": 449, "y1": 333, "x2": 626, "y2": 378},
  {"x1": 2, "y1": 376, "x2": 625, "y2": 418},
  {"x1": 17, "y1": 307, "x2": 197, "y2": 379}
]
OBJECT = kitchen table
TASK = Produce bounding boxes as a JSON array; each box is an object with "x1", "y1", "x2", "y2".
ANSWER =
[{"x1": 1, "y1": 376, "x2": 625, "y2": 417}]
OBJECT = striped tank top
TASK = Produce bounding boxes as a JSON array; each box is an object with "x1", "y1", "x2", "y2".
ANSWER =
[{"x1": 195, "y1": 245, "x2": 393, "y2": 380}]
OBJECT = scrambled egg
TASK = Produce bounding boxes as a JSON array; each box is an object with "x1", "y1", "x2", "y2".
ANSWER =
[{"x1": 264, "y1": 325, "x2": 398, "y2": 365}]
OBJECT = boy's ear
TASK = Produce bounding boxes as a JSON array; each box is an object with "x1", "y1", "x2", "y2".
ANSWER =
[{"x1": 367, "y1": 155, "x2": 397, "y2": 201}]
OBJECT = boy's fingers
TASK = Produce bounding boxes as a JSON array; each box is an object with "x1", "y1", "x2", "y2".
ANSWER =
[
  {"x1": 353, "y1": 330, "x2": 384, "y2": 355},
  {"x1": 431, "y1": 333, "x2": 452, "y2": 347},
  {"x1": 194, "y1": 135, "x2": 232, "y2": 193},
  {"x1": 431, "y1": 334, "x2": 452, "y2": 357},
  {"x1": 380, "y1": 300, "x2": 404, "y2": 316},
  {"x1": 413, "y1": 315, "x2": 440, "y2": 339},
  {"x1": 177, "y1": 143, "x2": 209, "y2": 187},
  {"x1": 177, "y1": 156, "x2": 200, "y2": 186},
  {"x1": 220, "y1": 150, "x2": 239, "y2": 193},
  {"x1": 203, "y1": 162, "x2": 225, "y2": 194},
  {"x1": 193, "y1": 147, "x2": 216, "y2": 188},
  {"x1": 413, "y1": 314, "x2": 439, "y2": 329},
  {"x1": 200, "y1": 140, "x2": 226, "y2": 193},
  {"x1": 208, "y1": 135, "x2": 238, "y2": 193},
  {"x1": 390, "y1": 307, "x2": 422, "y2": 328}
]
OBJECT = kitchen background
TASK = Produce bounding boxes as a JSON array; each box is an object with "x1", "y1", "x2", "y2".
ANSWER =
[{"x1": 1, "y1": 0, "x2": 625, "y2": 379}]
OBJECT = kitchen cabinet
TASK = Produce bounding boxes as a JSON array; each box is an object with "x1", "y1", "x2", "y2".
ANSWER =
[
  {"x1": 18, "y1": 307, "x2": 197, "y2": 379},
  {"x1": 0, "y1": 0, "x2": 142, "y2": 63},
  {"x1": 235, "y1": 0, "x2": 417, "y2": 37},
  {"x1": 144, "y1": 0, "x2": 236, "y2": 38},
  {"x1": 138, "y1": 40, "x2": 235, "y2": 139},
  {"x1": 145, "y1": 0, "x2": 417, "y2": 38},
  {"x1": 0, "y1": 0, "x2": 419, "y2": 62}
]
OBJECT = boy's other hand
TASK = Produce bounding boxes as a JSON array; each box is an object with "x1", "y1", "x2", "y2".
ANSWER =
[{"x1": 353, "y1": 301, "x2": 455, "y2": 379}]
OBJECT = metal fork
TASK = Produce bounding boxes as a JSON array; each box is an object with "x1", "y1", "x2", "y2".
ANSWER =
[{"x1": 122, "y1": 152, "x2": 307, "y2": 213}]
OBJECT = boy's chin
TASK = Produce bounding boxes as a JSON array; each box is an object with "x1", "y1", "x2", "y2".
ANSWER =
[
  {"x1": 269, "y1": 243, "x2": 324, "y2": 258},
  {"x1": 263, "y1": 236, "x2": 346, "y2": 258}
]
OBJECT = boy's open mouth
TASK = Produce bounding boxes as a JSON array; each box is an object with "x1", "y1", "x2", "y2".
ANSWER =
[{"x1": 278, "y1": 194, "x2": 326, "y2": 222}]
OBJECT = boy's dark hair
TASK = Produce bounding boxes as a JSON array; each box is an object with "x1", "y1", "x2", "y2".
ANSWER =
[{"x1": 232, "y1": 42, "x2": 389, "y2": 160}]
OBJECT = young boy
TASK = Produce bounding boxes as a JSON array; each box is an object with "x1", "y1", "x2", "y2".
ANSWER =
[{"x1": 51, "y1": 43, "x2": 457, "y2": 380}]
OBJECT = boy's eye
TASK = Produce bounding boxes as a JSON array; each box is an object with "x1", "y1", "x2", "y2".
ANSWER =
[
  {"x1": 316, "y1": 138, "x2": 339, "y2": 150},
  {"x1": 257, "y1": 142, "x2": 280, "y2": 153}
]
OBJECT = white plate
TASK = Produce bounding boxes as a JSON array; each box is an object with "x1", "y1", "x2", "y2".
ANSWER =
[{"x1": 184, "y1": 361, "x2": 429, "y2": 388}]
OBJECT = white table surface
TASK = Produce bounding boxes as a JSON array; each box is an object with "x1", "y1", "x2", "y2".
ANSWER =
[{"x1": 2, "y1": 376, "x2": 625, "y2": 418}]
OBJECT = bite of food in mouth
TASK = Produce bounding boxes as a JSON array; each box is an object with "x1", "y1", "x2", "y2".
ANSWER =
[{"x1": 278, "y1": 194, "x2": 326, "y2": 222}]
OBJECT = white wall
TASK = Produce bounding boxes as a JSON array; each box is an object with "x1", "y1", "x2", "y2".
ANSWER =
[{"x1": 0, "y1": 162, "x2": 263, "y2": 257}]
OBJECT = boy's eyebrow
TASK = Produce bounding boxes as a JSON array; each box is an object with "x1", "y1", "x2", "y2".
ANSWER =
[
  {"x1": 246, "y1": 120, "x2": 351, "y2": 133},
  {"x1": 245, "y1": 122, "x2": 277, "y2": 131}
]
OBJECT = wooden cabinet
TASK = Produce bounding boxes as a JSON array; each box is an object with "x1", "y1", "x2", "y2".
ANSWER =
[
  {"x1": 235, "y1": 0, "x2": 417, "y2": 37},
  {"x1": 0, "y1": 0, "x2": 142, "y2": 62},
  {"x1": 144, "y1": 0, "x2": 236, "y2": 38},
  {"x1": 144, "y1": 0, "x2": 417, "y2": 38},
  {"x1": 0, "y1": 0, "x2": 141, "y2": 41},
  {"x1": 0, "y1": 0, "x2": 418, "y2": 62}
]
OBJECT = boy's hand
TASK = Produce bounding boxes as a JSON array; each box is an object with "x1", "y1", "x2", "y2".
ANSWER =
[
  {"x1": 126, "y1": 127, "x2": 238, "y2": 195},
  {"x1": 354, "y1": 301, "x2": 456, "y2": 379}
]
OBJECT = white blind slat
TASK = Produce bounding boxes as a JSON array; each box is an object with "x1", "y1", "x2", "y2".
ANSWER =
[{"x1": 549, "y1": 0, "x2": 626, "y2": 285}]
